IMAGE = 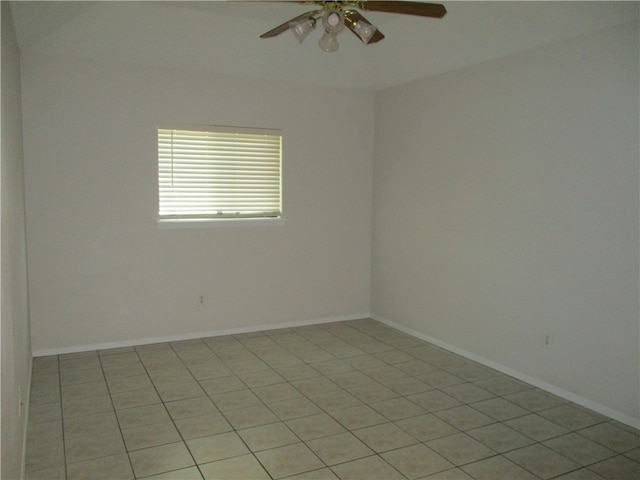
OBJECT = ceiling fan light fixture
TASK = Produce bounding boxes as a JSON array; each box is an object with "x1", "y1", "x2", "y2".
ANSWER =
[
  {"x1": 352, "y1": 19, "x2": 377, "y2": 44},
  {"x1": 318, "y1": 32, "x2": 339, "y2": 52},
  {"x1": 289, "y1": 17, "x2": 316, "y2": 43}
]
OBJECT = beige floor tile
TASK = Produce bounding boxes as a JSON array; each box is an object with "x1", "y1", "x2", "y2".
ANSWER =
[
  {"x1": 116, "y1": 404, "x2": 171, "y2": 430},
  {"x1": 419, "y1": 370, "x2": 466, "y2": 389},
  {"x1": 427, "y1": 432, "x2": 496, "y2": 466},
  {"x1": 256, "y1": 443, "x2": 325, "y2": 479},
  {"x1": 106, "y1": 374, "x2": 154, "y2": 394},
  {"x1": 505, "y1": 413, "x2": 569, "y2": 441},
  {"x1": 539, "y1": 404, "x2": 605, "y2": 430},
  {"x1": 164, "y1": 396, "x2": 218, "y2": 420},
  {"x1": 62, "y1": 394, "x2": 114, "y2": 418},
  {"x1": 286, "y1": 413, "x2": 346, "y2": 440},
  {"x1": 111, "y1": 387, "x2": 161, "y2": 410},
  {"x1": 588, "y1": 455, "x2": 640, "y2": 480},
  {"x1": 420, "y1": 467, "x2": 475, "y2": 479},
  {"x1": 407, "y1": 390, "x2": 462, "y2": 412},
  {"x1": 62, "y1": 380, "x2": 109, "y2": 401},
  {"x1": 269, "y1": 397, "x2": 323, "y2": 421},
  {"x1": 198, "y1": 375, "x2": 245, "y2": 395},
  {"x1": 307, "y1": 389, "x2": 364, "y2": 411},
  {"x1": 395, "y1": 413, "x2": 459, "y2": 441},
  {"x1": 174, "y1": 412, "x2": 233, "y2": 439},
  {"x1": 369, "y1": 397, "x2": 425, "y2": 421},
  {"x1": 154, "y1": 379, "x2": 206, "y2": 402},
  {"x1": 285, "y1": 467, "x2": 339, "y2": 479},
  {"x1": 25, "y1": 421, "x2": 65, "y2": 472},
  {"x1": 252, "y1": 382, "x2": 303, "y2": 403},
  {"x1": 306, "y1": 432, "x2": 374, "y2": 466},
  {"x1": 461, "y1": 455, "x2": 539, "y2": 480},
  {"x1": 66, "y1": 453, "x2": 134, "y2": 480},
  {"x1": 64, "y1": 429, "x2": 126, "y2": 463},
  {"x1": 292, "y1": 376, "x2": 342, "y2": 396},
  {"x1": 353, "y1": 422, "x2": 418, "y2": 453},
  {"x1": 122, "y1": 422, "x2": 182, "y2": 451},
  {"x1": 625, "y1": 447, "x2": 640, "y2": 462},
  {"x1": 384, "y1": 376, "x2": 433, "y2": 395},
  {"x1": 329, "y1": 404, "x2": 388, "y2": 430},
  {"x1": 327, "y1": 371, "x2": 376, "y2": 389},
  {"x1": 505, "y1": 389, "x2": 566, "y2": 412},
  {"x1": 360, "y1": 365, "x2": 407, "y2": 383},
  {"x1": 310, "y1": 359, "x2": 355, "y2": 376},
  {"x1": 373, "y1": 349, "x2": 416, "y2": 364},
  {"x1": 238, "y1": 422, "x2": 299, "y2": 451},
  {"x1": 223, "y1": 404, "x2": 281, "y2": 429},
  {"x1": 143, "y1": 467, "x2": 203, "y2": 479},
  {"x1": 470, "y1": 397, "x2": 529, "y2": 421},
  {"x1": 24, "y1": 465, "x2": 66, "y2": 480},
  {"x1": 209, "y1": 388, "x2": 262, "y2": 411},
  {"x1": 129, "y1": 442, "x2": 195, "y2": 478},
  {"x1": 346, "y1": 382, "x2": 399, "y2": 404},
  {"x1": 441, "y1": 382, "x2": 494, "y2": 403},
  {"x1": 473, "y1": 375, "x2": 530, "y2": 396},
  {"x1": 26, "y1": 320, "x2": 638, "y2": 480},
  {"x1": 199, "y1": 454, "x2": 269, "y2": 480},
  {"x1": 29, "y1": 385, "x2": 62, "y2": 406},
  {"x1": 434, "y1": 405, "x2": 495, "y2": 431},
  {"x1": 186, "y1": 431, "x2": 249, "y2": 464},
  {"x1": 239, "y1": 369, "x2": 286, "y2": 387},
  {"x1": 28, "y1": 402, "x2": 62, "y2": 424},
  {"x1": 579, "y1": 422, "x2": 640, "y2": 453},
  {"x1": 275, "y1": 364, "x2": 322, "y2": 381},
  {"x1": 552, "y1": 469, "x2": 607, "y2": 479},
  {"x1": 60, "y1": 367, "x2": 106, "y2": 386},
  {"x1": 543, "y1": 433, "x2": 616, "y2": 465},
  {"x1": 188, "y1": 363, "x2": 234, "y2": 381},
  {"x1": 382, "y1": 443, "x2": 454, "y2": 479},
  {"x1": 505, "y1": 444, "x2": 580, "y2": 479},
  {"x1": 330, "y1": 455, "x2": 405, "y2": 480},
  {"x1": 467, "y1": 423, "x2": 536, "y2": 453}
]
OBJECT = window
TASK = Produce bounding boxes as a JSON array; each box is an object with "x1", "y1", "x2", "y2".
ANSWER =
[{"x1": 158, "y1": 125, "x2": 282, "y2": 224}]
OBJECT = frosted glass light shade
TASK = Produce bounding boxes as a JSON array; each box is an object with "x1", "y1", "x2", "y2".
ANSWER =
[
  {"x1": 353, "y1": 20, "x2": 377, "y2": 44},
  {"x1": 289, "y1": 18, "x2": 315, "y2": 43},
  {"x1": 318, "y1": 32, "x2": 339, "y2": 52}
]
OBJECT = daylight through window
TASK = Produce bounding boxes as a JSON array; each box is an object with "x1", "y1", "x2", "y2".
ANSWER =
[{"x1": 158, "y1": 126, "x2": 282, "y2": 221}]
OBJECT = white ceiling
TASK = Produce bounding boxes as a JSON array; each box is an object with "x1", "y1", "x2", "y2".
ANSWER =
[{"x1": 9, "y1": 1, "x2": 639, "y2": 91}]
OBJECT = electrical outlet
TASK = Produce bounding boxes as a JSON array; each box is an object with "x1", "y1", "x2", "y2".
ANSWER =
[
  {"x1": 199, "y1": 295, "x2": 204, "y2": 304},
  {"x1": 18, "y1": 386, "x2": 22, "y2": 418},
  {"x1": 544, "y1": 335, "x2": 551, "y2": 348}
]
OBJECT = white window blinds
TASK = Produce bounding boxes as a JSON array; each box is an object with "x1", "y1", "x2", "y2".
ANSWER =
[{"x1": 158, "y1": 126, "x2": 282, "y2": 219}]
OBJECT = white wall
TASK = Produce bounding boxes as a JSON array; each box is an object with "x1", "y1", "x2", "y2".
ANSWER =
[
  {"x1": 22, "y1": 55, "x2": 373, "y2": 352},
  {"x1": 372, "y1": 22, "x2": 639, "y2": 425},
  {"x1": 1, "y1": 3, "x2": 32, "y2": 478}
]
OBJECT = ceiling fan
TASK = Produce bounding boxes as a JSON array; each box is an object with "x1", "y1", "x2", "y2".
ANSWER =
[{"x1": 260, "y1": 1, "x2": 447, "y2": 52}]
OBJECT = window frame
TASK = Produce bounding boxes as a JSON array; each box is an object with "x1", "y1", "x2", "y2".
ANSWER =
[{"x1": 156, "y1": 124, "x2": 284, "y2": 228}]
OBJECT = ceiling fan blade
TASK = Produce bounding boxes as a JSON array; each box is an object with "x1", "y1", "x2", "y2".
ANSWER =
[
  {"x1": 360, "y1": 1, "x2": 446, "y2": 18},
  {"x1": 260, "y1": 10, "x2": 320, "y2": 38},
  {"x1": 344, "y1": 10, "x2": 385, "y2": 44}
]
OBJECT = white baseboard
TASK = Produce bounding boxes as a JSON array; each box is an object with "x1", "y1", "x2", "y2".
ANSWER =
[
  {"x1": 371, "y1": 314, "x2": 640, "y2": 430},
  {"x1": 32, "y1": 313, "x2": 370, "y2": 357}
]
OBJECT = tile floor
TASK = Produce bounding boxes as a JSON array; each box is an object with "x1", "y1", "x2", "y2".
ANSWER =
[{"x1": 25, "y1": 318, "x2": 639, "y2": 480}]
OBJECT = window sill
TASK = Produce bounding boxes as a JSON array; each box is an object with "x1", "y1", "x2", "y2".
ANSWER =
[{"x1": 157, "y1": 217, "x2": 286, "y2": 229}]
